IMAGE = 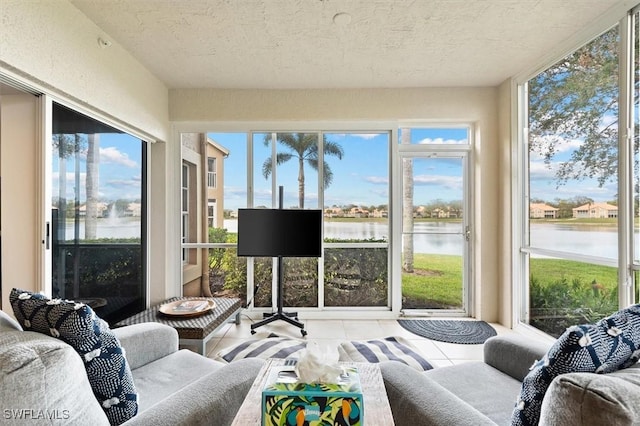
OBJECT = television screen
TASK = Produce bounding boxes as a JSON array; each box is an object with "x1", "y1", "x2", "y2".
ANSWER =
[{"x1": 237, "y1": 208, "x2": 322, "y2": 257}]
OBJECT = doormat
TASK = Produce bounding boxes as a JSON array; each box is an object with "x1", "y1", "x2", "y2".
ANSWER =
[{"x1": 397, "y1": 319, "x2": 497, "y2": 344}]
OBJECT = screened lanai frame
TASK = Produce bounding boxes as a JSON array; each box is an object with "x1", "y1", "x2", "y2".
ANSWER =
[
  {"x1": 513, "y1": 4, "x2": 640, "y2": 334},
  {"x1": 181, "y1": 127, "x2": 394, "y2": 316},
  {"x1": 178, "y1": 121, "x2": 476, "y2": 318}
]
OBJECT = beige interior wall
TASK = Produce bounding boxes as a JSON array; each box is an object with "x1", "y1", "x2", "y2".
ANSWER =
[
  {"x1": 497, "y1": 79, "x2": 515, "y2": 327},
  {"x1": 0, "y1": 0, "x2": 169, "y2": 142},
  {"x1": 170, "y1": 87, "x2": 502, "y2": 322},
  {"x1": 0, "y1": 94, "x2": 38, "y2": 312},
  {"x1": 0, "y1": 1, "x2": 173, "y2": 308}
]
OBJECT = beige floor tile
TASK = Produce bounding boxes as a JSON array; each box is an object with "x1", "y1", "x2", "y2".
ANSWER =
[
  {"x1": 406, "y1": 339, "x2": 448, "y2": 360},
  {"x1": 431, "y1": 341, "x2": 485, "y2": 360},
  {"x1": 343, "y1": 320, "x2": 385, "y2": 339},
  {"x1": 377, "y1": 319, "x2": 421, "y2": 339},
  {"x1": 304, "y1": 320, "x2": 347, "y2": 339}
]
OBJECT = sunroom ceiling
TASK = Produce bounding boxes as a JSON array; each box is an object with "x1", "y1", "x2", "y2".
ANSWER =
[{"x1": 69, "y1": 0, "x2": 622, "y2": 90}]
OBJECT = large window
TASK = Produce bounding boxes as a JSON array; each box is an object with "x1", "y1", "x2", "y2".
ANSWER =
[
  {"x1": 519, "y1": 11, "x2": 640, "y2": 336},
  {"x1": 190, "y1": 127, "x2": 477, "y2": 313},
  {"x1": 323, "y1": 132, "x2": 389, "y2": 308},
  {"x1": 51, "y1": 102, "x2": 146, "y2": 325},
  {"x1": 194, "y1": 130, "x2": 390, "y2": 310}
]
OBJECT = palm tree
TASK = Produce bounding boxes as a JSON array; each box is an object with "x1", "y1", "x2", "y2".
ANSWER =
[
  {"x1": 401, "y1": 128, "x2": 414, "y2": 273},
  {"x1": 262, "y1": 133, "x2": 344, "y2": 208},
  {"x1": 85, "y1": 134, "x2": 100, "y2": 239}
]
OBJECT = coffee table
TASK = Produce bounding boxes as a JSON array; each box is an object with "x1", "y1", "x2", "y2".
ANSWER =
[{"x1": 231, "y1": 358, "x2": 395, "y2": 425}]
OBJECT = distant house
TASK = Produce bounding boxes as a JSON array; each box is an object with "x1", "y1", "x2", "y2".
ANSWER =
[
  {"x1": 431, "y1": 208, "x2": 450, "y2": 219},
  {"x1": 324, "y1": 207, "x2": 344, "y2": 218},
  {"x1": 530, "y1": 203, "x2": 558, "y2": 219},
  {"x1": 372, "y1": 208, "x2": 388, "y2": 218},
  {"x1": 414, "y1": 206, "x2": 428, "y2": 218},
  {"x1": 78, "y1": 202, "x2": 109, "y2": 217},
  {"x1": 125, "y1": 202, "x2": 142, "y2": 217},
  {"x1": 348, "y1": 207, "x2": 369, "y2": 218},
  {"x1": 572, "y1": 202, "x2": 618, "y2": 219}
]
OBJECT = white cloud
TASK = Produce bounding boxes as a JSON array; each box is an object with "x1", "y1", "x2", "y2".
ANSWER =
[
  {"x1": 418, "y1": 137, "x2": 467, "y2": 144},
  {"x1": 528, "y1": 161, "x2": 558, "y2": 181},
  {"x1": 365, "y1": 176, "x2": 388, "y2": 184},
  {"x1": 330, "y1": 133, "x2": 382, "y2": 140},
  {"x1": 100, "y1": 147, "x2": 137, "y2": 168},
  {"x1": 353, "y1": 134, "x2": 381, "y2": 140},
  {"x1": 530, "y1": 135, "x2": 582, "y2": 161},
  {"x1": 106, "y1": 178, "x2": 140, "y2": 188},
  {"x1": 413, "y1": 174, "x2": 462, "y2": 189}
]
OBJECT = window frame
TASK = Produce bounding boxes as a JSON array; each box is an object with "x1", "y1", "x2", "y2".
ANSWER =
[{"x1": 513, "y1": 7, "x2": 637, "y2": 333}]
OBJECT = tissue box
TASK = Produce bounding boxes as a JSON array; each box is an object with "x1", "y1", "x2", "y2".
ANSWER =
[{"x1": 261, "y1": 365, "x2": 363, "y2": 426}]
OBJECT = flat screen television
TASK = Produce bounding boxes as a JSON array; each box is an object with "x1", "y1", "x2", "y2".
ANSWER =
[{"x1": 237, "y1": 208, "x2": 322, "y2": 257}]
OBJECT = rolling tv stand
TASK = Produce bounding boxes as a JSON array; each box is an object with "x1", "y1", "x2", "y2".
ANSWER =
[{"x1": 250, "y1": 256, "x2": 307, "y2": 336}]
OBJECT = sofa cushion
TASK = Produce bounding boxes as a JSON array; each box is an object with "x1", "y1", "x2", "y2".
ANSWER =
[
  {"x1": 426, "y1": 361, "x2": 523, "y2": 425},
  {"x1": 132, "y1": 349, "x2": 222, "y2": 412},
  {"x1": 125, "y1": 358, "x2": 265, "y2": 426},
  {"x1": 512, "y1": 304, "x2": 640, "y2": 426},
  {"x1": 540, "y1": 365, "x2": 640, "y2": 425},
  {"x1": 380, "y1": 361, "x2": 496, "y2": 426},
  {"x1": 10, "y1": 288, "x2": 138, "y2": 425},
  {"x1": 338, "y1": 336, "x2": 433, "y2": 371},
  {"x1": 0, "y1": 330, "x2": 109, "y2": 425}
]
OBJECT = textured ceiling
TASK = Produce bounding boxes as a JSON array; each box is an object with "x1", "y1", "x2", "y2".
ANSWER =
[{"x1": 69, "y1": 0, "x2": 622, "y2": 90}]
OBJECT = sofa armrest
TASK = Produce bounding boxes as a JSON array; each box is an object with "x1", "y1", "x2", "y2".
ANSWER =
[
  {"x1": 112, "y1": 323, "x2": 179, "y2": 370},
  {"x1": 483, "y1": 335, "x2": 550, "y2": 382},
  {"x1": 123, "y1": 358, "x2": 264, "y2": 426},
  {"x1": 380, "y1": 361, "x2": 496, "y2": 426}
]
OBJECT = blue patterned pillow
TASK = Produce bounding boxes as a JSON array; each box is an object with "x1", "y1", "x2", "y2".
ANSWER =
[
  {"x1": 10, "y1": 288, "x2": 138, "y2": 425},
  {"x1": 511, "y1": 304, "x2": 640, "y2": 426}
]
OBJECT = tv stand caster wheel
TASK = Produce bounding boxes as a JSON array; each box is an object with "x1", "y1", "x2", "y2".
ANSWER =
[{"x1": 301, "y1": 329, "x2": 307, "y2": 337}]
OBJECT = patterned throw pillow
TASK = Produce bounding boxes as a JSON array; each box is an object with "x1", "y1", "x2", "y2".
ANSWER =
[
  {"x1": 216, "y1": 333, "x2": 307, "y2": 363},
  {"x1": 511, "y1": 304, "x2": 640, "y2": 426},
  {"x1": 10, "y1": 288, "x2": 138, "y2": 425},
  {"x1": 338, "y1": 336, "x2": 433, "y2": 371}
]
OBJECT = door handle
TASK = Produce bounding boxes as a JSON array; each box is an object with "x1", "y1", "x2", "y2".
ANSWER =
[{"x1": 45, "y1": 221, "x2": 50, "y2": 249}]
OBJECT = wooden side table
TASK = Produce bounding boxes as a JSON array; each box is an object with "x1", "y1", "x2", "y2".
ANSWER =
[
  {"x1": 231, "y1": 358, "x2": 395, "y2": 425},
  {"x1": 115, "y1": 296, "x2": 242, "y2": 356}
]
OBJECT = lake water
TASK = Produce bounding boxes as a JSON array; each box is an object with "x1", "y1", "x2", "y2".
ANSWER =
[
  {"x1": 65, "y1": 218, "x2": 624, "y2": 259},
  {"x1": 227, "y1": 219, "x2": 622, "y2": 258}
]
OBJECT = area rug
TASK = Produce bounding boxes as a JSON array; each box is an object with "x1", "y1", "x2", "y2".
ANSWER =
[{"x1": 398, "y1": 319, "x2": 497, "y2": 344}]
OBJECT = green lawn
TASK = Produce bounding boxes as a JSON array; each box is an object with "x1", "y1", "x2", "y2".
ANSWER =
[
  {"x1": 529, "y1": 258, "x2": 617, "y2": 288},
  {"x1": 402, "y1": 254, "x2": 619, "y2": 311},
  {"x1": 402, "y1": 253, "x2": 463, "y2": 308}
]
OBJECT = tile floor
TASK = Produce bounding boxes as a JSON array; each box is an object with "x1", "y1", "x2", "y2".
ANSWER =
[{"x1": 196, "y1": 317, "x2": 518, "y2": 367}]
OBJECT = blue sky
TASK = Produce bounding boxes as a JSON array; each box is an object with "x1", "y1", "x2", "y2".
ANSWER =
[
  {"x1": 52, "y1": 132, "x2": 142, "y2": 203},
  {"x1": 528, "y1": 134, "x2": 617, "y2": 203},
  {"x1": 210, "y1": 129, "x2": 469, "y2": 211},
  {"x1": 49, "y1": 127, "x2": 614, "y2": 209}
]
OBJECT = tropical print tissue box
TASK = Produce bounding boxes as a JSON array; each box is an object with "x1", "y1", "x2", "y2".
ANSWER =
[{"x1": 261, "y1": 366, "x2": 363, "y2": 426}]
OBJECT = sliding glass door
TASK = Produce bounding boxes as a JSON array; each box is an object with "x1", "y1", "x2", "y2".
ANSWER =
[{"x1": 50, "y1": 102, "x2": 146, "y2": 324}]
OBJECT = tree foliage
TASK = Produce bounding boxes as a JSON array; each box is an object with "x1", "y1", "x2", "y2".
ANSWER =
[
  {"x1": 528, "y1": 26, "x2": 624, "y2": 188},
  {"x1": 262, "y1": 133, "x2": 344, "y2": 208}
]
